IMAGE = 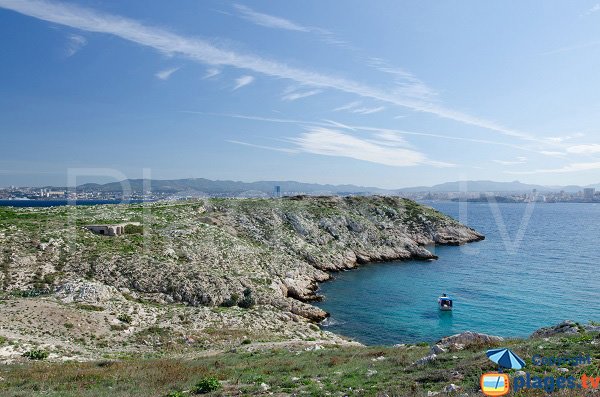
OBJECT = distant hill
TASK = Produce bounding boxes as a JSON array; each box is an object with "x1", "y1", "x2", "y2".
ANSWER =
[
  {"x1": 57, "y1": 178, "x2": 600, "y2": 195},
  {"x1": 398, "y1": 180, "x2": 589, "y2": 193},
  {"x1": 77, "y1": 178, "x2": 394, "y2": 196}
]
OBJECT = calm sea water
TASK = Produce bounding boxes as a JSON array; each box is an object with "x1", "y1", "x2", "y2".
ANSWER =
[
  {"x1": 315, "y1": 202, "x2": 600, "y2": 345},
  {"x1": 0, "y1": 199, "x2": 146, "y2": 207}
]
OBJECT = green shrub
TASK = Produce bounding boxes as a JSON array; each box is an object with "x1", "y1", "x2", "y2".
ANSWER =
[
  {"x1": 117, "y1": 314, "x2": 133, "y2": 324},
  {"x1": 192, "y1": 377, "x2": 221, "y2": 394},
  {"x1": 220, "y1": 293, "x2": 239, "y2": 307},
  {"x1": 23, "y1": 349, "x2": 49, "y2": 360},
  {"x1": 124, "y1": 224, "x2": 144, "y2": 234},
  {"x1": 64, "y1": 323, "x2": 74, "y2": 329},
  {"x1": 0, "y1": 336, "x2": 7, "y2": 345},
  {"x1": 241, "y1": 339, "x2": 251, "y2": 345},
  {"x1": 237, "y1": 288, "x2": 255, "y2": 309}
]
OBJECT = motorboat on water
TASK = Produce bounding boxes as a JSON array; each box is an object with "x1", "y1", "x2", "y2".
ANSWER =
[{"x1": 438, "y1": 294, "x2": 453, "y2": 311}]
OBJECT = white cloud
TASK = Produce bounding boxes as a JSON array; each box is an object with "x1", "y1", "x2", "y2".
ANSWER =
[
  {"x1": 200, "y1": 112, "x2": 540, "y2": 153},
  {"x1": 288, "y1": 127, "x2": 453, "y2": 168},
  {"x1": 66, "y1": 33, "x2": 86, "y2": 56},
  {"x1": 233, "y1": 75, "x2": 254, "y2": 90},
  {"x1": 0, "y1": 0, "x2": 540, "y2": 141},
  {"x1": 232, "y1": 3, "x2": 349, "y2": 48},
  {"x1": 507, "y1": 162, "x2": 600, "y2": 174},
  {"x1": 493, "y1": 156, "x2": 527, "y2": 166},
  {"x1": 540, "y1": 150, "x2": 566, "y2": 157},
  {"x1": 228, "y1": 140, "x2": 298, "y2": 153},
  {"x1": 333, "y1": 101, "x2": 361, "y2": 112},
  {"x1": 586, "y1": 3, "x2": 600, "y2": 14},
  {"x1": 154, "y1": 67, "x2": 180, "y2": 80},
  {"x1": 566, "y1": 144, "x2": 600, "y2": 154},
  {"x1": 281, "y1": 89, "x2": 322, "y2": 101},
  {"x1": 204, "y1": 68, "x2": 220, "y2": 79},
  {"x1": 233, "y1": 4, "x2": 308, "y2": 32},
  {"x1": 351, "y1": 106, "x2": 386, "y2": 115}
]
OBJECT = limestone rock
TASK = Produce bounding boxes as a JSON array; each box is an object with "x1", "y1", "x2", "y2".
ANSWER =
[
  {"x1": 531, "y1": 320, "x2": 579, "y2": 338},
  {"x1": 437, "y1": 331, "x2": 503, "y2": 350},
  {"x1": 54, "y1": 280, "x2": 124, "y2": 304}
]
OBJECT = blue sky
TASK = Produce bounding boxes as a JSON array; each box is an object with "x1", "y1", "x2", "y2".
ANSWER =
[{"x1": 1, "y1": 0, "x2": 600, "y2": 188}]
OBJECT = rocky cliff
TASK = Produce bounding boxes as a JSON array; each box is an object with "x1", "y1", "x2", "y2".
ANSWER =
[
  {"x1": 0, "y1": 196, "x2": 483, "y2": 358},
  {"x1": 0, "y1": 196, "x2": 482, "y2": 321}
]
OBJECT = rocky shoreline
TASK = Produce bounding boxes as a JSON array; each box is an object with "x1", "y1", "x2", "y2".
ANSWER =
[{"x1": 0, "y1": 195, "x2": 484, "y2": 358}]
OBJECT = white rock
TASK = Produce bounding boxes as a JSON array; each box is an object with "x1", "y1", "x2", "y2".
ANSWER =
[
  {"x1": 444, "y1": 383, "x2": 461, "y2": 393},
  {"x1": 367, "y1": 369, "x2": 378, "y2": 377},
  {"x1": 414, "y1": 353, "x2": 437, "y2": 366},
  {"x1": 260, "y1": 382, "x2": 270, "y2": 391},
  {"x1": 557, "y1": 367, "x2": 569, "y2": 373}
]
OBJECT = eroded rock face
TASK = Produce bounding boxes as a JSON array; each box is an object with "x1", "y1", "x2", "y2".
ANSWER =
[
  {"x1": 1, "y1": 196, "x2": 484, "y2": 322},
  {"x1": 530, "y1": 320, "x2": 600, "y2": 338},
  {"x1": 436, "y1": 331, "x2": 503, "y2": 350},
  {"x1": 54, "y1": 280, "x2": 124, "y2": 304}
]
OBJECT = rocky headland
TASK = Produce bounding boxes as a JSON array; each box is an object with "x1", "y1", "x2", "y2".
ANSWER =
[{"x1": 0, "y1": 196, "x2": 483, "y2": 360}]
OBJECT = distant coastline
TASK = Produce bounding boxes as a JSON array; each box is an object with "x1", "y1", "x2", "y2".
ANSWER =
[{"x1": 0, "y1": 199, "x2": 148, "y2": 207}]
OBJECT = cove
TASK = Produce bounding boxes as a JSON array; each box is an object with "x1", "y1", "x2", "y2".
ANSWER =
[{"x1": 315, "y1": 202, "x2": 600, "y2": 345}]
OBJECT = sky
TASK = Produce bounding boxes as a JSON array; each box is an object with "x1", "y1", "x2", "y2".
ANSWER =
[{"x1": 1, "y1": 1, "x2": 600, "y2": 188}]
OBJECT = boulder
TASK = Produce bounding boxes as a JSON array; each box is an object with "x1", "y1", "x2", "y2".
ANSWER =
[
  {"x1": 54, "y1": 280, "x2": 124, "y2": 304},
  {"x1": 531, "y1": 320, "x2": 579, "y2": 338},
  {"x1": 437, "y1": 331, "x2": 503, "y2": 349},
  {"x1": 414, "y1": 353, "x2": 437, "y2": 366}
]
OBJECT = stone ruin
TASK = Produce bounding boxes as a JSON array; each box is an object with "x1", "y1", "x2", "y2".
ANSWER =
[{"x1": 85, "y1": 222, "x2": 140, "y2": 236}]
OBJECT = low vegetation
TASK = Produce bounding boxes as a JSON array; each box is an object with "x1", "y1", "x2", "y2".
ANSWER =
[{"x1": 0, "y1": 331, "x2": 598, "y2": 396}]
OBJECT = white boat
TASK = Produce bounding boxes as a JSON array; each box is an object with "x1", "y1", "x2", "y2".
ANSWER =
[{"x1": 438, "y1": 294, "x2": 453, "y2": 311}]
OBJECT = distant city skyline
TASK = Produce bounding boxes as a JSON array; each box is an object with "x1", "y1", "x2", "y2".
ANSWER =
[{"x1": 1, "y1": 1, "x2": 600, "y2": 188}]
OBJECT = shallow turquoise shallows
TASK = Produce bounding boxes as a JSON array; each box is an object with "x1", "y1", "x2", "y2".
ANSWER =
[{"x1": 315, "y1": 202, "x2": 600, "y2": 345}]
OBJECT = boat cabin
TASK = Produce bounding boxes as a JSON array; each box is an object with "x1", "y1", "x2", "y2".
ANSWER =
[{"x1": 438, "y1": 294, "x2": 453, "y2": 311}]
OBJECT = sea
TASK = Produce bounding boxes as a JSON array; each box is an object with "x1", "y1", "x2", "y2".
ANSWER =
[
  {"x1": 0, "y1": 199, "x2": 146, "y2": 207},
  {"x1": 315, "y1": 202, "x2": 600, "y2": 345}
]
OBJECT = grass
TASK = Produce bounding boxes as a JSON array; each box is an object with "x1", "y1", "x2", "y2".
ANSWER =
[{"x1": 0, "y1": 332, "x2": 598, "y2": 396}]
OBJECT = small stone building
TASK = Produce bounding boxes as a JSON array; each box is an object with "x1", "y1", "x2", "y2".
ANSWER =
[{"x1": 85, "y1": 222, "x2": 140, "y2": 236}]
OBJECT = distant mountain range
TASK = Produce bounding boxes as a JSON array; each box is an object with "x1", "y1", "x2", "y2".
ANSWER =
[
  {"x1": 72, "y1": 178, "x2": 600, "y2": 195},
  {"x1": 76, "y1": 178, "x2": 392, "y2": 195},
  {"x1": 397, "y1": 180, "x2": 600, "y2": 193}
]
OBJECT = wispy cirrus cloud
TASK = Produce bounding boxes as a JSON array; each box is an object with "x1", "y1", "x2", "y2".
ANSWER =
[
  {"x1": 194, "y1": 112, "x2": 544, "y2": 153},
  {"x1": 66, "y1": 33, "x2": 86, "y2": 56},
  {"x1": 281, "y1": 89, "x2": 322, "y2": 101},
  {"x1": 506, "y1": 161, "x2": 600, "y2": 174},
  {"x1": 203, "y1": 68, "x2": 220, "y2": 79},
  {"x1": 288, "y1": 127, "x2": 453, "y2": 168},
  {"x1": 0, "y1": 0, "x2": 541, "y2": 142},
  {"x1": 351, "y1": 106, "x2": 385, "y2": 115},
  {"x1": 154, "y1": 67, "x2": 180, "y2": 80},
  {"x1": 233, "y1": 75, "x2": 254, "y2": 90},
  {"x1": 333, "y1": 101, "x2": 361, "y2": 112},
  {"x1": 585, "y1": 3, "x2": 600, "y2": 15},
  {"x1": 233, "y1": 4, "x2": 309, "y2": 32},
  {"x1": 493, "y1": 156, "x2": 527, "y2": 166},
  {"x1": 232, "y1": 3, "x2": 348, "y2": 47},
  {"x1": 566, "y1": 144, "x2": 600, "y2": 154}
]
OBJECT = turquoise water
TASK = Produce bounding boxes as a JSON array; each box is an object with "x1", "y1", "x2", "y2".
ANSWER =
[{"x1": 315, "y1": 202, "x2": 600, "y2": 345}]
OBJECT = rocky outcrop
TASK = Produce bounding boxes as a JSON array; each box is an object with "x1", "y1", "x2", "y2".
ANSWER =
[
  {"x1": 54, "y1": 280, "x2": 125, "y2": 304},
  {"x1": 531, "y1": 320, "x2": 600, "y2": 338},
  {"x1": 0, "y1": 196, "x2": 484, "y2": 323},
  {"x1": 436, "y1": 331, "x2": 503, "y2": 350}
]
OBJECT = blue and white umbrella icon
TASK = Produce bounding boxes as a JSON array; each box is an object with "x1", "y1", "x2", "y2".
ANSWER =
[{"x1": 486, "y1": 348, "x2": 526, "y2": 370}]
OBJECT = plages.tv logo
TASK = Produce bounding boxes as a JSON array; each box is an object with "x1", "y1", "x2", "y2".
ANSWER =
[
  {"x1": 480, "y1": 373, "x2": 510, "y2": 396},
  {"x1": 480, "y1": 348, "x2": 525, "y2": 396}
]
